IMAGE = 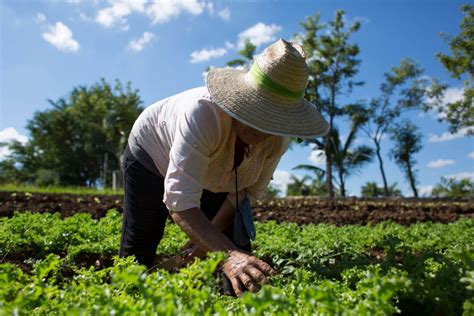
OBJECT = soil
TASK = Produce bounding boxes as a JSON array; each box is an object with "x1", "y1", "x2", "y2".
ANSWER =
[
  {"x1": 252, "y1": 196, "x2": 474, "y2": 226},
  {"x1": 0, "y1": 191, "x2": 123, "y2": 219},
  {"x1": 1, "y1": 191, "x2": 472, "y2": 226}
]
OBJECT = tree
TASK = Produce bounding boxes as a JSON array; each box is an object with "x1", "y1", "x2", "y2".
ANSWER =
[
  {"x1": 348, "y1": 59, "x2": 434, "y2": 196},
  {"x1": 0, "y1": 152, "x2": 27, "y2": 184},
  {"x1": 263, "y1": 184, "x2": 281, "y2": 199},
  {"x1": 298, "y1": 10, "x2": 363, "y2": 197},
  {"x1": 327, "y1": 126, "x2": 373, "y2": 197},
  {"x1": 429, "y1": 4, "x2": 473, "y2": 135},
  {"x1": 296, "y1": 122, "x2": 373, "y2": 197},
  {"x1": 361, "y1": 181, "x2": 402, "y2": 198},
  {"x1": 291, "y1": 164, "x2": 328, "y2": 196},
  {"x1": 307, "y1": 176, "x2": 329, "y2": 196},
  {"x1": 361, "y1": 182, "x2": 383, "y2": 198},
  {"x1": 431, "y1": 177, "x2": 474, "y2": 198},
  {"x1": 286, "y1": 174, "x2": 313, "y2": 196},
  {"x1": 7, "y1": 79, "x2": 142, "y2": 187},
  {"x1": 226, "y1": 39, "x2": 256, "y2": 69},
  {"x1": 389, "y1": 121, "x2": 423, "y2": 197}
]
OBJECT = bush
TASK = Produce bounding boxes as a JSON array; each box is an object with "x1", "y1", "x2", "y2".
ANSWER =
[{"x1": 35, "y1": 169, "x2": 60, "y2": 187}]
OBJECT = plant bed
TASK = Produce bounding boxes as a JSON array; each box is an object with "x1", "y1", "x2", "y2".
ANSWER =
[
  {"x1": 0, "y1": 211, "x2": 472, "y2": 315},
  {"x1": 1, "y1": 191, "x2": 473, "y2": 225}
]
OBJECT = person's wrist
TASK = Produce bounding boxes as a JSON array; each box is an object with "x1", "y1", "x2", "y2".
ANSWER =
[{"x1": 227, "y1": 249, "x2": 240, "y2": 257}]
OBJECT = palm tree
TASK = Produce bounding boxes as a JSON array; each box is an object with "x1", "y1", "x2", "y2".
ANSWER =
[
  {"x1": 297, "y1": 123, "x2": 374, "y2": 197},
  {"x1": 292, "y1": 162, "x2": 330, "y2": 196},
  {"x1": 361, "y1": 182, "x2": 383, "y2": 197},
  {"x1": 361, "y1": 182, "x2": 402, "y2": 197},
  {"x1": 286, "y1": 174, "x2": 313, "y2": 196}
]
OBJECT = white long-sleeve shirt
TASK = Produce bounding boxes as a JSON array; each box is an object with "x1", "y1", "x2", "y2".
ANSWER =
[{"x1": 128, "y1": 86, "x2": 290, "y2": 212}]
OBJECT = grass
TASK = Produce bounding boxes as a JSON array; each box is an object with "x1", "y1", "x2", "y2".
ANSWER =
[{"x1": 0, "y1": 184, "x2": 124, "y2": 195}]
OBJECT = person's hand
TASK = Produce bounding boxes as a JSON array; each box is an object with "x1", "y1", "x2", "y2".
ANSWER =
[
  {"x1": 222, "y1": 250, "x2": 276, "y2": 297},
  {"x1": 180, "y1": 241, "x2": 206, "y2": 262}
]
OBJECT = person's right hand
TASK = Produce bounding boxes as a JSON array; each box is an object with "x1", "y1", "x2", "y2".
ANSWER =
[{"x1": 222, "y1": 250, "x2": 277, "y2": 297}]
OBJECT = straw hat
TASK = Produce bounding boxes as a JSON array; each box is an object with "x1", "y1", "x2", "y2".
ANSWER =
[{"x1": 206, "y1": 38, "x2": 329, "y2": 138}]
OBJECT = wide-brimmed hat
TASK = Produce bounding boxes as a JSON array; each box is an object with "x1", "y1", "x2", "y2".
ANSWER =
[{"x1": 206, "y1": 38, "x2": 330, "y2": 138}]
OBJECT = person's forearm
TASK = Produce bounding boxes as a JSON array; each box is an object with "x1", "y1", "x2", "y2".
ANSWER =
[
  {"x1": 170, "y1": 207, "x2": 238, "y2": 254},
  {"x1": 211, "y1": 198, "x2": 236, "y2": 232}
]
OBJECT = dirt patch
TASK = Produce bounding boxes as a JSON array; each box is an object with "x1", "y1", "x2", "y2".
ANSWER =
[
  {"x1": 251, "y1": 197, "x2": 473, "y2": 226},
  {"x1": 0, "y1": 191, "x2": 123, "y2": 219},
  {"x1": 1, "y1": 191, "x2": 472, "y2": 225}
]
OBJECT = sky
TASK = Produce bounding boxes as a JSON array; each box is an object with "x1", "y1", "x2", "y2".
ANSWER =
[{"x1": 1, "y1": 0, "x2": 473, "y2": 196}]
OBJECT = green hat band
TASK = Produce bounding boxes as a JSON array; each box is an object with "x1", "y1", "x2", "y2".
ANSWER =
[{"x1": 250, "y1": 62, "x2": 305, "y2": 100}]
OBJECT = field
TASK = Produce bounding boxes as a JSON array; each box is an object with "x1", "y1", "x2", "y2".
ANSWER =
[{"x1": 1, "y1": 190, "x2": 473, "y2": 315}]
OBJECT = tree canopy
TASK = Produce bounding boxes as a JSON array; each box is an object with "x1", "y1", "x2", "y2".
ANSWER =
[
  {"x1": 1, "y1": 79, "x2": 142, "y2": 187},
  {"x1": 429, "y1": 4, "x2": 474, "y2": 135},
  {"x1": 389, "y1": 121, "x2": 423, "y2": 198},
  {"x1": 299, "y1": 10, "x2": 363, "y2": 197}
]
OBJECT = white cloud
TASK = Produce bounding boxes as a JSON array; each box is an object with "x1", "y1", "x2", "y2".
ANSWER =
[
  {"x1": 343, "y1": 15, "x2": 371, "y2": 26},
  {"x1": 427, "y1": 159, "x2": 455, "y2": 168},
  {"x1": 206, "y1": 2, "x2": 214, "y2": 15},
  {"x1": 225, "y1": 41, "x2": 235, "y2": 49},
  {"x1": 95, "y1": 0, "x2": 209, "y2": 29},
  {"x1": 0, "y1": 127, "x2": 27, "y2": 144},
  {"x1": 308, "y1": 149, "x2": 325, "y2": 166},
  {"x1": 79, "y1": 12, "x2": 94, "y2": 22},
  {"x1": 218, "y1": 8, "x2": 230, "y2": 21},
  {"x1": 442, "y1": 86, "x2": 464, "y2": 105},
  {"x1": 35, "y1": 12, "x2": 46, "y2": 24},
  {"x1": 192, "y1": 22, "x2": 279, "y2": 66},
  {"x1": 238, "y1": 22, "x2": 281, "y2": 48},
  {"x1": 468, "y1": 152, "x2": 474, "y2": 160},
  {"x1": 427, "y1": 86, "x2": 464, "y2": 120},
  {"x1": 50, "y1": 0, "x2": 82, "y2": 4},
  {"x1": 419, "y1": 185, "x2": 434, "y2": 197},
  {"x1": 128, "y1": 31, "x2": 154, "y2": 52},
  {"x1": 224, "y1": 41, "x2": 235, "y2": 49},
  {"x1": 190, "y1": 47, "x2": 227, "y2": 63},
  {"x1": 428, "y1": 126, "x2": 473, "y2": 143},
  {"x1": 270, "y1": 169, "x2": 293, "y2": 196},
  {"x1": 446, "y1": 172, "x2": 474, "y2": 181},
  {"x1": 147, "y1": 0, "x2": 205, "y2": 24},
  {"x1": 95, "y1": 0, "x2": 146, "y2": 30},
  {"x1": 42, "y1": 22, "x2": 80, "y2": 53},
  {"x1": 0, "y1": 128, "x2": 28, "y2": 160}
]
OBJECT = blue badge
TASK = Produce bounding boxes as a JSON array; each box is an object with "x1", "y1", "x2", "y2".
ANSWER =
[{"x1": 233, "y1": 196, "x2": 256, "y2": 246}]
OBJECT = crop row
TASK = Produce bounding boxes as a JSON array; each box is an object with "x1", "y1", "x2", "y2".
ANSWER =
[{"x1": 1, "y1": 210, "x2": 473, "y2": 315}]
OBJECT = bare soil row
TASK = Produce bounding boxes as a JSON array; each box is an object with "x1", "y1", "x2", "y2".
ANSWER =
[{"x1": 1, "y1": 191, "x2": 472, "y2": 225}]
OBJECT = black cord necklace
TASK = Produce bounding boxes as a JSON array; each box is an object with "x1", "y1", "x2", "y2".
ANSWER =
[{"x1": 233, "y1": 136, "x2": 249, "y2": 212}]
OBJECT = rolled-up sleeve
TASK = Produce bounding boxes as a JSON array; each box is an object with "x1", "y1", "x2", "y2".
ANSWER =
[
  {"x1": 163, "y1": 100, "x2": 220, "y2": 212},
  {"x1": 227, "y1": 136, "x2": 290, "y2": 208}
]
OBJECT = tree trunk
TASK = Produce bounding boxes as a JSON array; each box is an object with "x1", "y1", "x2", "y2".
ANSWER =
[
  {"x1": 103, "y1": 152, "x2": 108, "y2": 188},
  {"x1": 325, "y1": 115, "x2": 335, "y2": 198},
  {"x1": 325, "y1": 132, "x2": 334, "y2": 198},
  {"x1": 405, "y1": 159, "x2": 418, "y2": 197},
  {"x1": 374, "y1": 140, "x2": 389, "y2": 196},
  {"x1": 339, "y1": 172, "x2": 345, "y2": 197}
]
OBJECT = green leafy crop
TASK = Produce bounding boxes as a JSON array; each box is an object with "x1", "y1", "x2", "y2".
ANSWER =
[{"x1": 1, "y1": 210, "x2": 473, "y2": 315}]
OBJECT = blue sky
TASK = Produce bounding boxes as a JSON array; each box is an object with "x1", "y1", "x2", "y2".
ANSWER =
[{"x1": 1, "y1": 0, "x2": 473, "y2": 196}]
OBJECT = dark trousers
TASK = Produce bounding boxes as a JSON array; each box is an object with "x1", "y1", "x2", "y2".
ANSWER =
[{"x1": 119, "y1": 145, "x2": 250, "y2": 268}]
